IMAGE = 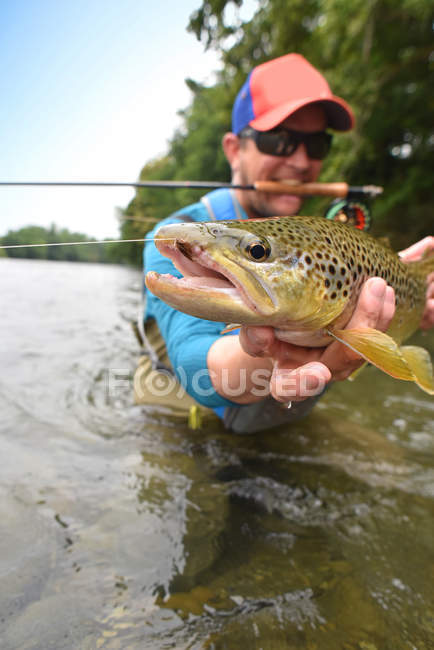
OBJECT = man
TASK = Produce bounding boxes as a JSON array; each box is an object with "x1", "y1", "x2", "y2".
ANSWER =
[{"x1": 136, "y1": 53, "x2": 434, "y2": 432}]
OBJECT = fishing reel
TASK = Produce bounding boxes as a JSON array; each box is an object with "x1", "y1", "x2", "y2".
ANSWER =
[{"x1": 324, "y1": 197, "x2": 372, "y2": 232}]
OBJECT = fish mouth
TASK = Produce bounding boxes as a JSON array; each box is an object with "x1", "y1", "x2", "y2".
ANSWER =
[
  {"x1": 150, "y1": 237, "x2": 261, "y2": 313},
  {"x1": 145, "y1": 234, "x2": 274, "y2": 323}
]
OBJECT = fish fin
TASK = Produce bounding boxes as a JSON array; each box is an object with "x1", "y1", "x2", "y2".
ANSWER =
[
  {"x1": 400, "y1": 345, "x2": 434, "y2": 394},
  {"x1": 347, "y1": 362, "x2": 368, "y2": 382},
  {"x1": 327, "y1": 327, "x2": 434, "y2": 394},
  {"x1": 221, "y1": 323, "x2": 241, "y2": 334}
]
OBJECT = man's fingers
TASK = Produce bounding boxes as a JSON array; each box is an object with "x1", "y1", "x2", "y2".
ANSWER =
[
  {"x1": 270, "y1": 362, "x2": 331, "y2": 403},
  {"x1": 421, "y1": 298, "x2": 434, "y2": 330},
  {"x1": 240, "y1": 326, "x2": 321, "y2": 363},
  {"x1": 346, "y1": 277, "x2": 391, "y2": 331},
  {"x1": 399, "y1": 236, "x2": 434, "y2": 262},
  {"x1": 377, "y1": 285, "x2": 396, "y2": 332},
  {"x1": 400, "y1": 242, "x2": 434, "y2": 332},
  {"x1": 419, "y1": 273, "x2": 434, "y2": 330},
  {"x1": 239, "y1": 326, "x2": 275, "y2": 357}
]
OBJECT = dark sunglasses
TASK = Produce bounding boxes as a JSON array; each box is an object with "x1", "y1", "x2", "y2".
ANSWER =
[{"x1": 239, "y1": 126, "x2": 333, "y2": 160}]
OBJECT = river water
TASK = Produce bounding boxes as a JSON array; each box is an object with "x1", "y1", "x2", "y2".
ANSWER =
[{"x1": 0, "y1": 258, "x2": 433, "y2": 649}]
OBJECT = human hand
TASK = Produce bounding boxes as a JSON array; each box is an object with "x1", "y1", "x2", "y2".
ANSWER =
[
  {"x1": 239, "y1": 277, "x2": 396, "y2": 403},
  {"x1": 399, "y1": 236, "x2": 434, "y2": 330}
]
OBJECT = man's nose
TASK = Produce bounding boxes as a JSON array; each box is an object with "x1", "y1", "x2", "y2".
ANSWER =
[{"x1": 285, "y1": 142, "x2": 310, "y2": 169}]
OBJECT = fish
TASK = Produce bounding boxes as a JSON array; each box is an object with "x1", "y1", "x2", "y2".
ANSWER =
[{"x1": 145, "y1": 216, "x2": 434, "y2": 394}]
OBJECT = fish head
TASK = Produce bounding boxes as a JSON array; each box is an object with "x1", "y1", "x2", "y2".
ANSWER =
[{"x1": 146, "y1": 217, "x2": 350, "y2": 328}]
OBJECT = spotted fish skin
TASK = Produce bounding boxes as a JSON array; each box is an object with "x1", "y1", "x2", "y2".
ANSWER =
[
  {"x1": 146, "y1": 216, "x2": 434, "y2": 394},
  {"x1": 152, "y1": 217, "x2": 428, "y2": 342},
  {"x1": 221, "y1": 216, "x2": 426, "y2": 344}
]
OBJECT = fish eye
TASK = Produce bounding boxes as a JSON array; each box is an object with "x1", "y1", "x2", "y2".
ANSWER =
[{"x1": 246, "y1": 240, "x2": 271, "y2": 262}]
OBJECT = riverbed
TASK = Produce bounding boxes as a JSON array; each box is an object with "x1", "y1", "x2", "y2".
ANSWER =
[{"x1": 0, "y1": 258, "x2": 433, "y2": 649}]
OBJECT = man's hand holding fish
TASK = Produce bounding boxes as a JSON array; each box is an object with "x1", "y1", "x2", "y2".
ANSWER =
[
  {"x1": 399, "y1": 236, "x2": 434, "y2": 330},
  {"x1": 237, "y1": 278, "x2": 401, "y2": 403}
]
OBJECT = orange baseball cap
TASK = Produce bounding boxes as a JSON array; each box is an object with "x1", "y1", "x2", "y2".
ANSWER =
[{"x1": 232, "y1": 53, "x2": 355, "y2": 133}]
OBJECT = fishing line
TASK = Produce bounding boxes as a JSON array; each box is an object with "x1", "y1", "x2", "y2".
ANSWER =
[{"x1": 0, "y1": 237, "x2": 169, "y2": 249}]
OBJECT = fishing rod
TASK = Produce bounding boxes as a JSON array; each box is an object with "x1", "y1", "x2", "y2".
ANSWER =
[
  {"x1": 0, "y1": 180, "x2": 383, "y2": 198},
  {"x1": 0, "y1": 179, "x2": 383, "y2": 249}
]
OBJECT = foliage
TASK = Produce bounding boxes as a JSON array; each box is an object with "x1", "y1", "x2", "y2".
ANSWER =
[
  {"x1": 0, "y1": 224, "x2": 120, "y2": 264},
  {"x1": 119, "y1": 0, "x2": 433, "y2": 263}
]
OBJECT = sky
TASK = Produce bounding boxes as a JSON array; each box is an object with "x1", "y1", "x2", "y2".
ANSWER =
[{"x1": 0, "y1": 0, "x2": 232, "y2": 238}]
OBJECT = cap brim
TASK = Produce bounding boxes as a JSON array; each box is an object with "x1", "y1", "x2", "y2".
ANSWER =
[{"x1": 250, "y1": 96, "x2": 355, "y2": 132}]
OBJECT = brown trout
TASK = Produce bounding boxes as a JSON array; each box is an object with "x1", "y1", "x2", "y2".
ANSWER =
[{"x1": 146, "y1": 216, "x2": 434, "y2": 394}]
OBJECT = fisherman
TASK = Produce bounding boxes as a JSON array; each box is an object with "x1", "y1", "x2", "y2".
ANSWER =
[{"x1": 135, "y1": 53, "x2": 434, "y2": 432}]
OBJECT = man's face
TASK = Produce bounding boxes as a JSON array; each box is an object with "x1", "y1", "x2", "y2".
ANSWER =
[{"x1": 227, "y1": 104, "x2": 328, "y2": 218}]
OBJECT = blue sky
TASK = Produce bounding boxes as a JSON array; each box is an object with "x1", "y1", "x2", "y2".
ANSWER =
[{"x1": 0, "y1": 0, "x2": 231, "y2": 238}]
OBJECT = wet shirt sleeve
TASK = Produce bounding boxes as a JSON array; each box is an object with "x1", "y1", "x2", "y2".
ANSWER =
[{"x1": 143, "y1": 222, "x2": 238, "y2": 409}]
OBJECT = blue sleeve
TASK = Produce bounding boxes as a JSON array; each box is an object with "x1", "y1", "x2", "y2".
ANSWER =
[{"x1": 144, "y1": 216, "x2": 239, "y2": 409}]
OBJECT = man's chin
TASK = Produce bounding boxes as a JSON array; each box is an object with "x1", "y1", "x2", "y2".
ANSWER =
[{"x1": 267, "y1": 194, "x2": 302, "y2": 216}]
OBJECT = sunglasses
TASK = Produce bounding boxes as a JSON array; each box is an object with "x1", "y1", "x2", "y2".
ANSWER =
[{"x1": 239, "y1": 126, "x2": 333, "y2": 160}]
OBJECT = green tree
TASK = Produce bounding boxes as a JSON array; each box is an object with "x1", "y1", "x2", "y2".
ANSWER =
[
  {"x1": 0, "y1": 224, "x2": 113, "y2": 263},
  {"x1": 2, "y1": 225, "x2": 48, "y2": 259}
]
